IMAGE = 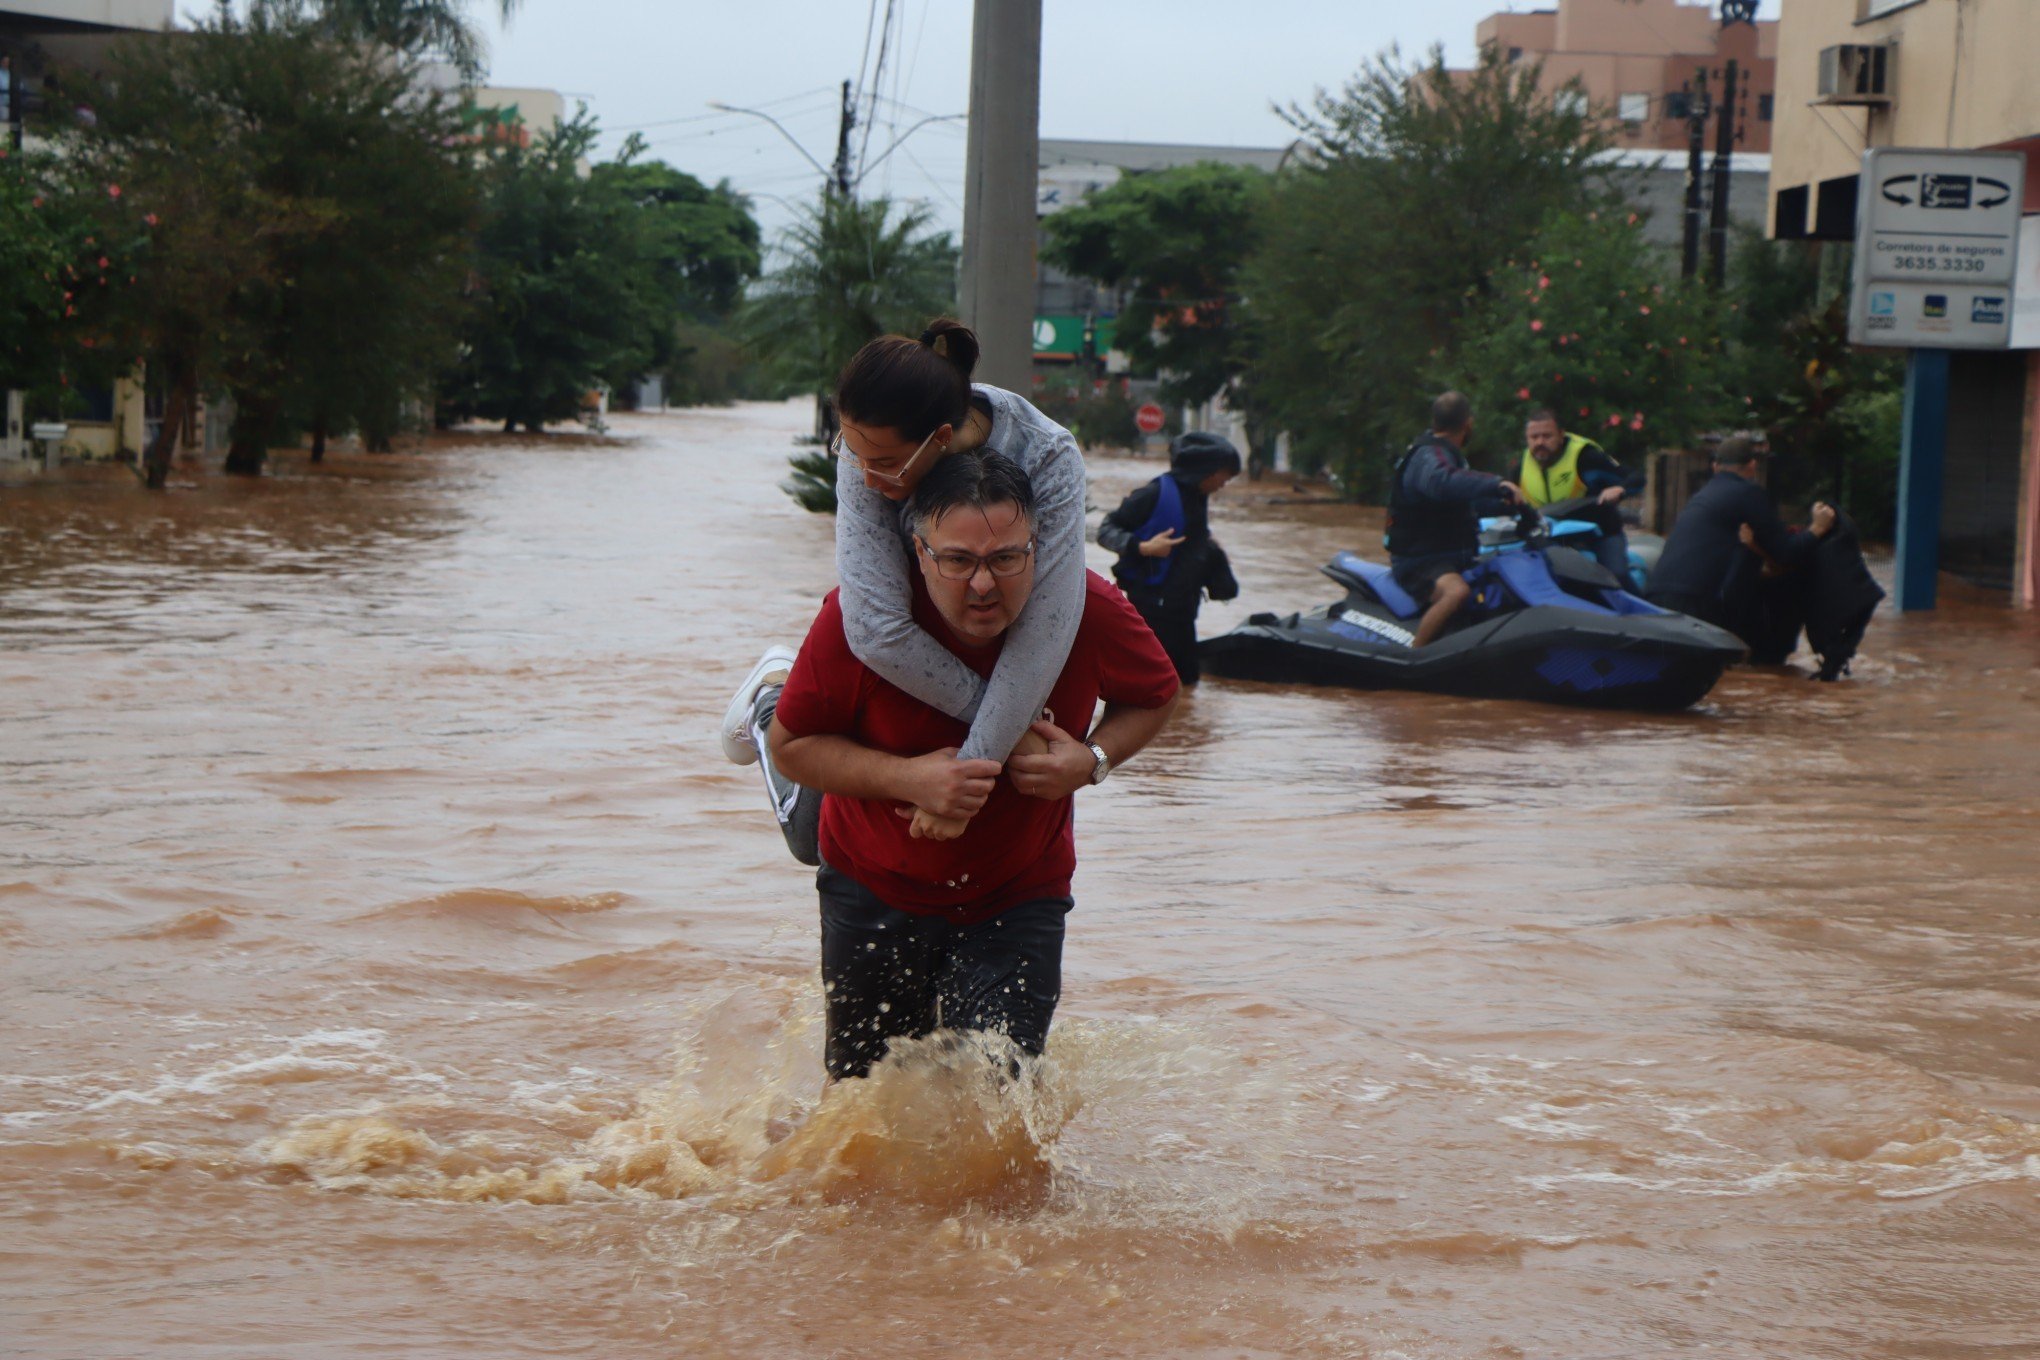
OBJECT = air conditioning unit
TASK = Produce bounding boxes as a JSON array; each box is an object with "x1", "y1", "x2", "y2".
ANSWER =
[{"x1": 1817, "y1": 44, "x2": 1894, "y2": 105}]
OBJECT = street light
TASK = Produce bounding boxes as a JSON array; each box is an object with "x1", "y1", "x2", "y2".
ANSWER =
[{"x1": 706, "y1": 101, "x2": 833, "y2": 184}]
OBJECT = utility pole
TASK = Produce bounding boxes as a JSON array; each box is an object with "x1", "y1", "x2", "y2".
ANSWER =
[
  {"x1": 831, "y1": 78, "x2": 854, "y2": 198},
  {"x1": 1681, "y1": 70, "x2": 1710, "y2": 281},
  {"x1": 1707, "y1": 58, "x2": 1739, "y2": 287},
  {"x1": 958, "y1": 0, "x2": 1042, "y2": 391}
]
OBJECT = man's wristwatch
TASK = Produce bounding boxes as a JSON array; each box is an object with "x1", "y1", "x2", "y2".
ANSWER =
[{"x1": 1085, "y1": 741, "x2": 1112, "y2": 786}]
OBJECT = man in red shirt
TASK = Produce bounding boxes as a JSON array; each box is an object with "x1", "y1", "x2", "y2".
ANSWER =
[{"x1": 769, "y1": 450, "x2": 1181, "y2": 1081}]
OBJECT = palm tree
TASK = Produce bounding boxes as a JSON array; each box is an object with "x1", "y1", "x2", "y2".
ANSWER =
[
  {"x1": 314, "y1": 0, "x2": 522, "y2": 82},
  {"x1": 742, "y1": 194, "x2": 959, "y2": 400}
]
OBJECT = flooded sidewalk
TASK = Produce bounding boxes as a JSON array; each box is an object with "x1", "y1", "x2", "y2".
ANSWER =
[{"x1": 3, "y1": 400, "x2": 2037, "y2": 1359}]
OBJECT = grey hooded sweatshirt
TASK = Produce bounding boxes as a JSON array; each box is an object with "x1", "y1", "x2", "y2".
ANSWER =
[{"x1": 833, "y1": 384, "x2": 1087, "y2": 763}]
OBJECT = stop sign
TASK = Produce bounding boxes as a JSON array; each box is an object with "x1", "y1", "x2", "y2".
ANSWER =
[{"x1": 1135, "y1": 403, "x2": 1166, "y2": 434}]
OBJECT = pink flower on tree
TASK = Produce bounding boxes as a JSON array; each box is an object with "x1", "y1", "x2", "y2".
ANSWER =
[
  {"x1": 107, "y1": 184, "x2": 121, "y2": 199},
  {"x1": 1607, "y1": 413, "x2": 1622, "y2": 428},
  {"x1": 1530, "y1": 319, "x2": 1545, "y2": 332},
  {"x1": 1639, "y1": 305, "x2": 1651, "y2": 315},
  {"x1": 1630, "y1": 414, "x2": 1645, "y2": 431},
  {"x1": 1538, "y1": 274, "x2": 1551, "y2": 290},
  {"x1": 144, "y1": 213, "x2": 159, "y2": 227},
  {"x1": 1516, "y1": 387, "x2": 1531, "y2": 400}
]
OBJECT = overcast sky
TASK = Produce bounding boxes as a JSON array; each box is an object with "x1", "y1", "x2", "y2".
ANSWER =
[{"x1": 466, "y1": 0, "x2": 1781, "y2": 245}]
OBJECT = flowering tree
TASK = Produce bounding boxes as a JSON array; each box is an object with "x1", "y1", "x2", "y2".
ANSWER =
[
  {"x1": 1448, "y1": 208, "x2": 1731, "y2": 467},
  {"x1": 0, "y1": 149, "x2": 144, "y2": 416}
]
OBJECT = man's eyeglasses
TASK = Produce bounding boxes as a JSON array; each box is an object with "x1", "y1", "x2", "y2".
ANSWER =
[
  {"x1": 914, "y1": 536, "x2": 1035, "y2": 581},
  {"x1": 829, "y1": 427, "x2": 940, "y2": 489}
]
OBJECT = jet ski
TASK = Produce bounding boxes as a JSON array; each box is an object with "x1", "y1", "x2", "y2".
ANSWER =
[
  {"x1": 1483, "y1": 495, "x2": 1660, "y2": 593},
  {"x1": 1200, "y1": 510, "x2": 1745, "y2": 710}
]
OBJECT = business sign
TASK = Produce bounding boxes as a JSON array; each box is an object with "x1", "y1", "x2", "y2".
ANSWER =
[
  {"x1": 1030, "y1": 315, "x2": 1117, "y2": 357},
  {"x1": 1848, "y1": 148, "x2": 2025, "y2": 349}
]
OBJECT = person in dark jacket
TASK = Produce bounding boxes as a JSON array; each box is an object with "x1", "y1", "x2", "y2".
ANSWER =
[
  {"x1": 1387, "y1": 391, "x2": 1523, "y2": 648},
  {"x1": 1097, "y1": 431, "x2": 1242, "y2": 683},
  {"x1": 1648, "y1": 436, "x2": 1837, "y2": 657}
]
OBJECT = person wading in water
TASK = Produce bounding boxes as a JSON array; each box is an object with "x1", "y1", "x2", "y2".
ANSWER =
[
  {"x1": 717, "y1": 318, "x2": 1093, "y2": 857},
  {"x1": 766, "y1": 450, "x2": 1180, "y2": 1080},
  {"x1": 1097, "y1": 431, "x2": 1241, "y2": 684}
]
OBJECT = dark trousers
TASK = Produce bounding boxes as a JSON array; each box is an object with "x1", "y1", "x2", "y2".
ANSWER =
[
  {"x1": 1121, "y1": 584, "x2": 1200, "y2": 683},
  {"x1": 817, "y1": 863, "x2": 1071, "y2": 1081}
]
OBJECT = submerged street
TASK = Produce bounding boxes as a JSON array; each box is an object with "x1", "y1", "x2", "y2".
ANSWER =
[{"x1": 4, "y1": 401, "x2": 2038, "y2": 1359}]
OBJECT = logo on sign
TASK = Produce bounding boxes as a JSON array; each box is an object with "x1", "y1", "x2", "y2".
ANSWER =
[
  {"x1": 1870, "y1": 292, "x2": 1896, "y2": 316},
  {"x1": 1882, "y1": 173, "x2": 2014, "y2": 209},
  {"x1": 1923, "y1": 295, "x2": 1948, "y2": 318},
  {"x1": 1032, "y1": 319, "x2": 1057, "y2": 347},
  {"x1": 1972, "y1": 296, "x2": 2007, "y2": 325},
  {"x1": 1922, "y1": 174, "x2": 1973, "y2": 209}
]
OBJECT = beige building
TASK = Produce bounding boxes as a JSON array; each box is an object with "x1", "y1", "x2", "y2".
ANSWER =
[
  {"x1": 1468, "y1": 0, "x2": 1778, "y2": 154},
  {"x1": 1769, "y1": 0, "x2": 2040, "y2": 607}
]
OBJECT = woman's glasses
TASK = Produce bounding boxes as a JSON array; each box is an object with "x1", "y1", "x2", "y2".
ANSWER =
[
  {"x1": 830, "y1": 427, "x2": 940, "y2": 489},
  {"x1": 914, "y1": 537, "x2": 1036, "y2": 581}
]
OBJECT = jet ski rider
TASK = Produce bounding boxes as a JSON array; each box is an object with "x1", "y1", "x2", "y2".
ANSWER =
[
  {"x1": 1387, "y1": 391, "x2": 1524, "y2": 648},
  {"x1": 1518, "y1": 408, "x2": 1644, "y2": 583}
]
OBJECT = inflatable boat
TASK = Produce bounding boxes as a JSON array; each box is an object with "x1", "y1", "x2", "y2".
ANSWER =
[{"x1": 1200, "y1": 516, "x2": 1744, "y2": 710}]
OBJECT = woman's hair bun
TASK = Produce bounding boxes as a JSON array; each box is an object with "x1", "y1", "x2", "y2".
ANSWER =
[{"x1": 917, "y1": 318, "x2": 980, "y2": 384}]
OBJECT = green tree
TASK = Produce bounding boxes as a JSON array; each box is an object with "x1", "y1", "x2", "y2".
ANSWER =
[
  {"x1": 1720, "y1": 232, "x2": 1903, "y2": 535},
  {"x1": 315, "y1": 0, "x2": 521, "y2": 83},
  {"x1": 1040, "y1": 161, "x2": 1268, "y2": 406},
  {"x1": 0, "y1": 148, "x2": 144, "y2": 415},
  {"x1": 205, "y1": 11, "x2": 479, "y2": 471},
  {"x1": 64, "y1": 11, "x2": 337, "y2": 487},
  {"x1": 740, "y1": 193, "x2": 958, "y2": 399},
  {"x1": 1449, "y1": 208, "x2": 1730, "y2": 466},
  {"x1": 447, "y1": 110, "x2": 666, "y2": 432},
  {"x1": 1241, "y1": 45, "x2": 1612, "y2": 496},
  {"x1": 588, "y1": 154, "x2": 761, "y2": 404}
]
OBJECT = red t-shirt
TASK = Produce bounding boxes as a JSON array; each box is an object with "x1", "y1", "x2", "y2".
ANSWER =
[{"x1": 773, "y1": 570, "x2": 1179, "y2": 922}]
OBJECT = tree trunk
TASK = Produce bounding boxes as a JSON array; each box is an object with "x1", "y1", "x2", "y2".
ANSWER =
[
  {"x1": 142, "y1": 380, "x2": 193, "y2": 491},
  {"x1": 309, "y1": 417, "x2": 327, "y2": 464},
  {"x1": 502, "y1": 417, "x2": 516, "y2": 434},
  {"x1": 223, "y1": 394, "x2": 276, "y2": 476}
]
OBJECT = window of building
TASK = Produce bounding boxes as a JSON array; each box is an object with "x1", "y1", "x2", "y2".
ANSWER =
[
  {"x1": 1508, "y1": 46, "x2": 1523, "y2": 63},
  {"x1": 1618, "y1": 93, "x2": 1650, "y2": 125},
  {"x1": 1757, "y1": 93, "x2": 1774, "y2": 122},
  {"x1": 1554, "y1": 89, "x2": 1589, "y2": 117},
  {"x1": 1863, "y1": 0, "x2": 1924, "y2": 17},
  {"x1": 1663, "y1": 91, "x2": 1692, "y2": 120}
]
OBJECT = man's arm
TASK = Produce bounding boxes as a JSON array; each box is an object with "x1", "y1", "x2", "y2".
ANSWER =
[
  {"x1": 1579, "y1": 446, "x2": 1646, "y2": 499},
  {"x1": 1409, "y1": 447, "x2": 1507, "y2": 504},
  {"x1": 1005, "y1": 691, "x2": 1180, "y2": 801},
  {"x1": 767, "y1": 719, "x2": 1001, "y2": 821},
  {"x1": 1742, "y1": 485, "x2": 1823, "y2": 570},
  {"x1": 1096, "y1": 481, "x2": 1162, "y2": 556}
]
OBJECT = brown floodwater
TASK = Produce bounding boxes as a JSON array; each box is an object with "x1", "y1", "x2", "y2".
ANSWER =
[{"x1": 3, "y1": 401, "x2": 2037, "y2": 1359}]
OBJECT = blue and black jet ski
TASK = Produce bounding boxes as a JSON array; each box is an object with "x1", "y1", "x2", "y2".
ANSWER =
[{"x1": 1200, "y1": 511, "x2": 1744, "y2": 710}]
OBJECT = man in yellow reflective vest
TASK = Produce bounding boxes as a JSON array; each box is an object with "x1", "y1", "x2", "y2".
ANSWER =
[{"x1": 1520, "y1": 408, "x2": 1644, "y2": 583}]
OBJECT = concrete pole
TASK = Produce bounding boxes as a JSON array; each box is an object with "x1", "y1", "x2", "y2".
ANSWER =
[
  {"x1": 1895, "y1": 347, "x2": 1951, "y2": 611},
  {"x1": 959, "y1": 0, "x2": 1042, "y2": 392}
]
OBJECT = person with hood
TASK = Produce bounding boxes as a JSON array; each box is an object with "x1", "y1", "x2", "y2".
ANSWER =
[{"x1": 1097, "y1": 431, "x2": 1242, "y2": 683}]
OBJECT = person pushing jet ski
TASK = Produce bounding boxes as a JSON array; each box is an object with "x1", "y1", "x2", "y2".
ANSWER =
[
  {"x1": 1387, "y1": 391, "x2": 1524, "y2": 648},
  {"x1": 1097, "y1": 431, "x2": 1242, "y2": 683}
]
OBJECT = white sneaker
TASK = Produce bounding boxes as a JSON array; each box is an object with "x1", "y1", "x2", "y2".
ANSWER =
[{"x1": 719, "y1": 645, "x2": 799, "y2": 765}]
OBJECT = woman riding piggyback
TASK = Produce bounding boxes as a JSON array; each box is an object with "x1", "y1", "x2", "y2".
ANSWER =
[{"x1": 830, "y1": 319, "x2": 1088, "y2": 765}]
